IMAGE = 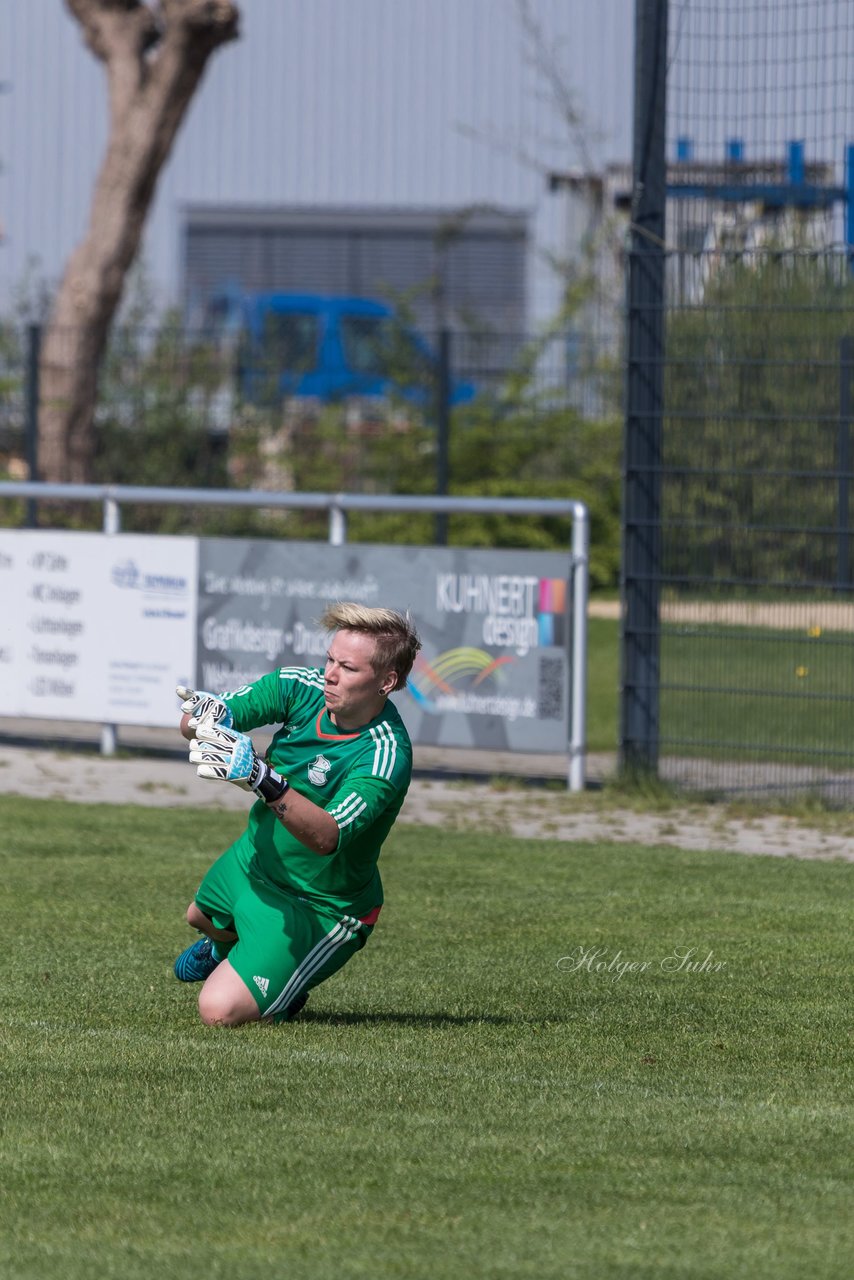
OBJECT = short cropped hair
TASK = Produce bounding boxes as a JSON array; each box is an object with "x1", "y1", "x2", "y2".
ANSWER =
[{"x1": 320, "y1": 602, "x2": 421, "y2": 691}]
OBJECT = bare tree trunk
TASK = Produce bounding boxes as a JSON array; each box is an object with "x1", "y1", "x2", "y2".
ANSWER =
[{"x1": 40, "y1": 0, "x2": 239, "y2": 483}]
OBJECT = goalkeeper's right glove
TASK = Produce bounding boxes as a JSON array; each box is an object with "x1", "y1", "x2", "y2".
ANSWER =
[
  {"x1": 188, "y1": 723, "x2": 289, "y2": 803},
  {"x1": 176, "y1": 684, "x2": 234, "y2": 730}
]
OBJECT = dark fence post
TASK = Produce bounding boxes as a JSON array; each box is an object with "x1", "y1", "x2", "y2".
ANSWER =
[
  {"x1": 839, "y1": 335, "x2": 852, "y2": 590},
  {"x1": 620, "y1": 0, "x2": 668, "y2": 775},
  {"x1": 435, "y1": 327, "x2": 451, "y2": 546},
  {"x1": 25, "y1": 322, "x2": 41, "y2": 528}
]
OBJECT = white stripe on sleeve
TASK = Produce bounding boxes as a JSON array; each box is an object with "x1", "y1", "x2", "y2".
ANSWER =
[
  {"x1": 369, "y1": 722, "x2": 398, "y2": 779},
  {"x1": 330, "y1": 792, "x2": 369, "y2": 830}
]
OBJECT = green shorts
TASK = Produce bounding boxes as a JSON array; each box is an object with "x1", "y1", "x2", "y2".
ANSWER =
[{"x1": 194, "y1": 831, "x2": 378, "y2": 1023}]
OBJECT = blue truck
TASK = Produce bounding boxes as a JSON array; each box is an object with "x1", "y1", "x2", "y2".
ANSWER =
[{"x1": 207, "y1": 291, "x2": 476, "y2": 406}]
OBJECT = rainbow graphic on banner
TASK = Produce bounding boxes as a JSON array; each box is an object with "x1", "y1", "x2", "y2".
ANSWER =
[
  {"x1": 409, "y1": 576, "x2": 568, "y2": 713},
  {"x1": 408, "y1": 647, "x2": 515, "y2": 710},
  {"x1": 537, "y1": 577, "x2": 567, "y2": 646}
]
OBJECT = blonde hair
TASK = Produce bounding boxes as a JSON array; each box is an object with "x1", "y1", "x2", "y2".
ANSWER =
[{"x1": 320, "y1": 603, "x2": 421, "y2": 691}]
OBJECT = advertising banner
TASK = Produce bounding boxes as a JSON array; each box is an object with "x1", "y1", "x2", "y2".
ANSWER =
[
  {"x1": 0, "y1": 530, "x2": 197, "y2": 726},
  {"x1": 196, "y1": 540, "x2": 570, "y2": 752}
]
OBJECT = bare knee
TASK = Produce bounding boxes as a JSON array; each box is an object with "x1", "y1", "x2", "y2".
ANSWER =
[
  {"x1": 197, "y1": 990, "x2": 257, "y2": 1028},
  {"x1": 197, "y1": 968, "x2": 260, "y2": 1028},
  {"x1": 197, "y1": 983, "x2": 236, "y2": 1026},
  {"x1": 197, "y1": 997, "x2": 237, "y2": 1027}
]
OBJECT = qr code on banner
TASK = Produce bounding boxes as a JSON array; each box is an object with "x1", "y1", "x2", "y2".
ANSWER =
[{"x1": 537, "y1": 656, "x2": 565, "y2": 721}]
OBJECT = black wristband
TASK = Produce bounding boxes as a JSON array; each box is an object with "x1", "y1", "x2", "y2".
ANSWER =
[{"x1": 255, "y1": 769, "x2": 289, "y2": 803}]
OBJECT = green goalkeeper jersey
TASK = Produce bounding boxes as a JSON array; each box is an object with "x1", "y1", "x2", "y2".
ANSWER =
[{"x1": 222, "y1": 667, "x2": 413, "y2": 917}]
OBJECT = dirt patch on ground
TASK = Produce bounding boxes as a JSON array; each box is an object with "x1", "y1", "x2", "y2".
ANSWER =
[
  {"x1": 589, "y1": 598, "x2": 853, "y2": 631},
  {"x1": 2, "y1": 745, "x2": 852, "y2": 862}
]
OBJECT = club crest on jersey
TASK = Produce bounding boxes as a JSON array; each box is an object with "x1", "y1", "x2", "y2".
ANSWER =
[{"x1": 308, "y1": 754, "x2": 332, "y2": 786}]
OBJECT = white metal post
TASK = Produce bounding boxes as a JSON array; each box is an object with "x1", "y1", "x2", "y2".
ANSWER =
[
  {"x1": 103, "y1": 496, "x2": 121, "y2": 536},
  {"x1": 329, "y1": 503, "x2": 347, "y2": 546},
  {"x1": 568, "y1": 503, "x2": 590, "y2": 792},
  {"x1": 101, "y1": 493, "x2": 121, "y2": 756}
]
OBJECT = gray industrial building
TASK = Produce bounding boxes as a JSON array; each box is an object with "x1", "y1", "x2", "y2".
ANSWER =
[{"x1": 182, "y1": 203, "x2": 528, "y2": 334}]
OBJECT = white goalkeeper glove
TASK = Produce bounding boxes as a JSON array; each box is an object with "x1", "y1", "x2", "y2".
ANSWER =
[
  {"x1": 176, "y1": 684, "x2": 234, "y2": 730},
  {"x1": 188, "y1": 723, "x2": 289, "y2": 803}
]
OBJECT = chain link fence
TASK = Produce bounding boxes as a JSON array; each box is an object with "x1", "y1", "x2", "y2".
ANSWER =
[{"x1": 624, "y1": 0, "x2": 854, "y2": 800}]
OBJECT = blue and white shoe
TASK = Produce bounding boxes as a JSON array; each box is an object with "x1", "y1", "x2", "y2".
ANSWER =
[{"x1": 173, "y1": 937, "x2": 221, "y2": 982}]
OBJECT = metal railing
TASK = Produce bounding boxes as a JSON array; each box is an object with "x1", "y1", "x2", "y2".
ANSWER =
[{"x1": 0, "y1": 482, "x2": 590, "y2": 789}]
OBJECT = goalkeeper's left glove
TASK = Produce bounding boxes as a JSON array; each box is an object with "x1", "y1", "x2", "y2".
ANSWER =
[
  {"x1": 188, "y1": 723, "x2": 289, "y2": 803},
  {"x1": 176, "y1": 685, "x2": 234, "y2": 730}
]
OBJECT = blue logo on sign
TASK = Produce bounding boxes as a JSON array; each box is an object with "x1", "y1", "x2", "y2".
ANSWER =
[
  {"x1": 111, "y1": 558, "x2": 187, "y2": 595},
  {"x1": 112, "y1": 559, "x2": 140, "y2": 589}
]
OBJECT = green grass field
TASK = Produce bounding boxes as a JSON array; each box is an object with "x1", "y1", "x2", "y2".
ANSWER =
[
  {"x1": 585, "y1": 616, "x2": 620, "y2": 752},
  {"x1": 661, "y1": 622, "x2": 854, "y2": 764},
  {"x1": 1, "y1": 795, "x2": 851, "y2": 1279},
  {"x1": 586, "y1": 615, "x2": 854, "y2": 767}
]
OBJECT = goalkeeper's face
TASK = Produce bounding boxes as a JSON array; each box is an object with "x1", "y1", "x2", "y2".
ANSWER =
[{"x1": 324, "y1": 629, "x2": 395, "y2": 730}]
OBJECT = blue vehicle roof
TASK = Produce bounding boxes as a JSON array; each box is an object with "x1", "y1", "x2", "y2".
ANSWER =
[{"x1": 245, "y1": 293, "x2": 392, "y2": 317}]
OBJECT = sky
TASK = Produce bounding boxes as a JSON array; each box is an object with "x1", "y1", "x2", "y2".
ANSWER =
[
  {"x1": 2, "y1": 1, "x2": 850, "y2": 326},
  {"x1": 0, "y1": 0, "x2": 635, "y2": 325}
]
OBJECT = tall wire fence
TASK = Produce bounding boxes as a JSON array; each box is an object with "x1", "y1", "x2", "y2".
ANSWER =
[{"x1": 624, "y1": 0, "x2": 854, "y2": 799}]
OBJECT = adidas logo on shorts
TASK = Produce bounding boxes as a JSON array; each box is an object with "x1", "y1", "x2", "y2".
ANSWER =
[{"x1": 253, "y1": 974, "x2": 270, "y2": 996}]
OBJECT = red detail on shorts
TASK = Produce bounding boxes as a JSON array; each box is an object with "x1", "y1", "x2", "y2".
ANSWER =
[{"x1": 359, "y1": 905, "x2": 382, "y2": 926}]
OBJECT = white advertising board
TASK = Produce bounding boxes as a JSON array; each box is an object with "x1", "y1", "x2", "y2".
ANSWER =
[{"x1": 0, "y1": 531, "x2": 197, "y2": 726}]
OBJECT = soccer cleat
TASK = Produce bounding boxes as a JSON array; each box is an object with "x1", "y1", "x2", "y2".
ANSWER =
[
  {"x1": 285, "y1": 992, "x2": 309, "y2": 1020},
  {"x1": 173, "y1": 936, "x2": 221, "y2": 983}
]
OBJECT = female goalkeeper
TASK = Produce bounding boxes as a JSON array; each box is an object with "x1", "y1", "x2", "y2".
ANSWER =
[{"x1": 173, "y1": 602, "x2": 420, "y2": 1027}]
